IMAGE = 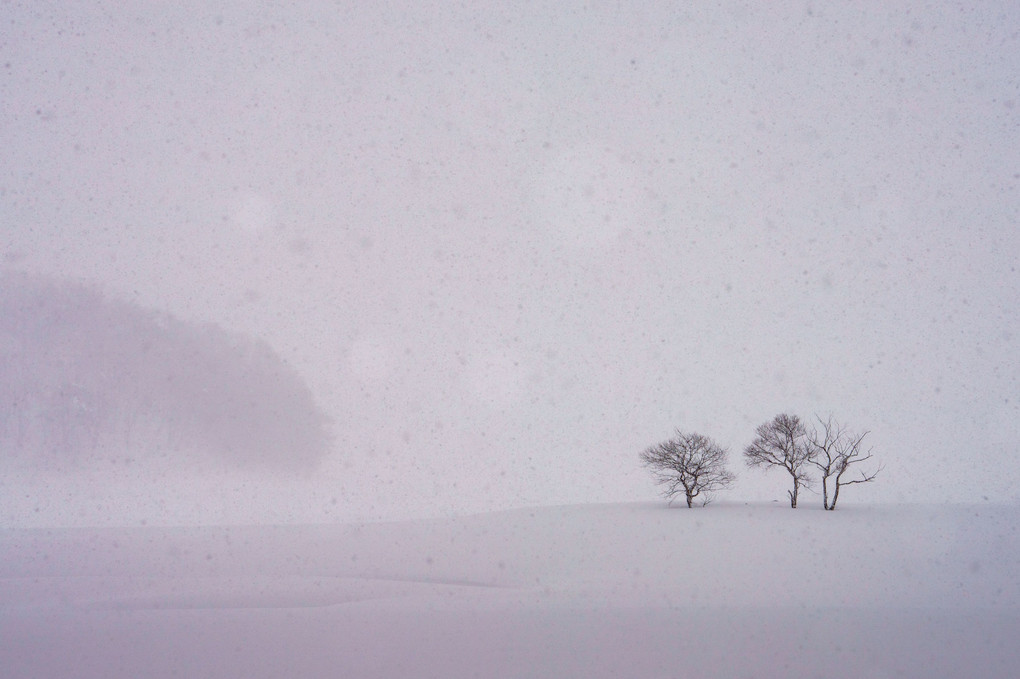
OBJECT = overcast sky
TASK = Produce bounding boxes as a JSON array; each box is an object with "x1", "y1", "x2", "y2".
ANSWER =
[{"x1": 2, "y1": 1, "x2": 1018, "y2": 525}]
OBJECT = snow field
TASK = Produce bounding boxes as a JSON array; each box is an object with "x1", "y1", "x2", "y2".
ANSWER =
[{"x1": 1, "y1": 502, "x2": 1017, "y2": 677}]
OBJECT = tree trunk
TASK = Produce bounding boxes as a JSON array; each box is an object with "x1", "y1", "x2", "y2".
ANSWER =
[
  {"x1": 686, "y1": 493, "x2": 693, "y2": 508},
  {"x1": 821, "y1": 476, "x2": 831, "y2": 510},
  {"x1": 829, "y1": 482, "x2": 841, "y2": 510},
  {"x1": 789, "y1": 479, "x2": 799, "y2": 508}
]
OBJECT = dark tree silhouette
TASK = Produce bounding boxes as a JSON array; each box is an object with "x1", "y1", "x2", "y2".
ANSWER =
[
  {"x1": 808, "y1": 415, "x2": 881, "y2": 510},
  {"x1": 641, "y1": 429, "x2": 735, "y2": 507},
  {"x1": 743, "y1": 413, "x2": 814, "y2": 508},
  {"x1": 0, "y1": 272, "x2": 332, "y2": 472}
]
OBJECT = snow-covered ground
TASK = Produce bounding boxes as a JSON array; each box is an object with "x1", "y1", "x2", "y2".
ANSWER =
[{"x1": 2, "y1": 502, "x2": 1018, "y2": 678}]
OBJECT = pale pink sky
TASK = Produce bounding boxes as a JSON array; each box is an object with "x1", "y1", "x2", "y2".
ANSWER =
[{"x1": 1, "y1": 1, "x2": 1018, "y2": 525}]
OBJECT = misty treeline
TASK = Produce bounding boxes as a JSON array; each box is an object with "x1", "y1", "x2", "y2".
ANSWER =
[
  {"x1": 0, "y1": 273, "x2": 331, "y2": 471},
  {"x1": 642, "y1": 413, "x2": 880, "y2": 510}
]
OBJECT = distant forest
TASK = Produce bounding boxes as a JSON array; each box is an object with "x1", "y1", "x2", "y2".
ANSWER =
[{"x1": 0, "y1": 272, "x2": 332, "y2": 472}]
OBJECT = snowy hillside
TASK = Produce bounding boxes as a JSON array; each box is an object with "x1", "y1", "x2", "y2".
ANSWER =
[{"x1": 2, "y1": 502, "x2": 1018, "y2": 678}]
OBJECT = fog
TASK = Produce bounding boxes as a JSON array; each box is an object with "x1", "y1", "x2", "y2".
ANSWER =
[{"x1": 2, "y1": 2, "x2": 1018, "y2": 526}]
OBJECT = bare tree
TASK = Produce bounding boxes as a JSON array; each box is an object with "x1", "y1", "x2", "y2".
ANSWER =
[
  {"x1": 641, "y1": 430, "x2": 735, "y2": 507},
  {"x1": 808, "y1": 415, "x2": 881, "y2": 510},
  {"x1": 743, "y1": 413, "x2": 814, "y2": 508}
]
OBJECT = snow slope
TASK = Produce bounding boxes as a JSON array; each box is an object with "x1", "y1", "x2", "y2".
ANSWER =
[{"x1": 2, "y1": 502, "x2": 1018, "y2": 678}]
